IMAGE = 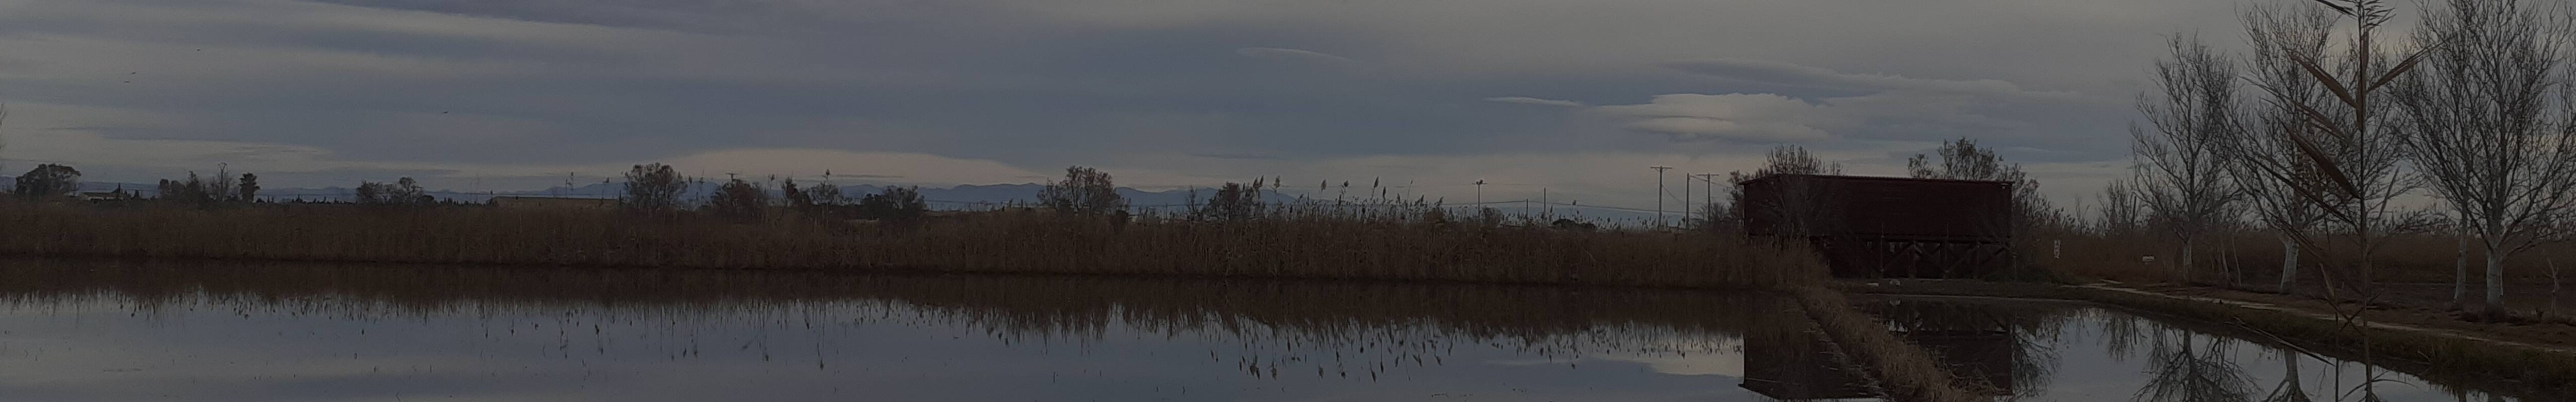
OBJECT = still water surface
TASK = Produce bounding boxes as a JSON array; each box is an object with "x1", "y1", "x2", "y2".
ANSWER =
[{"x1": 0, "y1": 260, "x2": 2535, "y2": 401}]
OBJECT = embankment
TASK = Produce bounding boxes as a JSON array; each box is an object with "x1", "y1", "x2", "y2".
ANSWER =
[{"x1": 1846, "y1": 280, "x2": 2576, "y2": 399}]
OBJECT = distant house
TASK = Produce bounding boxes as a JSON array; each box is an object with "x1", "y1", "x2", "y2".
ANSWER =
[
  {"x1": 488, "y1": 196, "x2": 617, "y2": 210},
  {"x1": 78, "y1": 191, "x2": 135, "y2": 202}
]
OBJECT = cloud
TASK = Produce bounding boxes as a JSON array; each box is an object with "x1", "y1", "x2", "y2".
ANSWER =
[
  {"x1": 1663, "y1": 58, "x2": 2083, "y2": 100},
  {"x1": 0, "y1": 0, "x2": 2219, "y2": 214},
  {"x1": 1587, "y1": 59, "x2": 2061, "y2": 145},
  {"x1": 1592, "y1": 94, "x2": 1834, "y2": 143},
  {"x1": 1234, "y1": 47, "x2": 1361, "y2": 69},
  {"x1": 1481, "y1": 96, "x2": 1583, "y2": 107}
]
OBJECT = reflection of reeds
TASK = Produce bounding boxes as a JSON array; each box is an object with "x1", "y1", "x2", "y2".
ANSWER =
[
  {"x1": 0, "y1": 258, "x2": 1796, "y2": 381},
  {"x1": 0, "y1": 203, "x2": 1824, "y2": 289}
]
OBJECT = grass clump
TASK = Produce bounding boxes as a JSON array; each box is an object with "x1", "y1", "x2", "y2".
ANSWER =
[{"x1": 1790, "y1": 287, "x2": 1991, "y2": 402}]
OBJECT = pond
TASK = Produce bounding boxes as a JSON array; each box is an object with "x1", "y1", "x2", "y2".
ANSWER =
[{"x1": 0, "y1": 259, "x2": 2536, "y2": 401}]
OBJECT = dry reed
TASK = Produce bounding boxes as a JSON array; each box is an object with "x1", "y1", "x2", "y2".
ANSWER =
[{"x1": 0, "y1": 202, "x2": 1826, "y2": 289}]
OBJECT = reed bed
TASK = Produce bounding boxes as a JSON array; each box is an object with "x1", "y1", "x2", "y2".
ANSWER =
[
  {"x1": 0, "y1": 202, "x2": 1825, "y2": 289},
  {"x1": 2039, "y1": 230, "x2": 2576, "y2": 285}
]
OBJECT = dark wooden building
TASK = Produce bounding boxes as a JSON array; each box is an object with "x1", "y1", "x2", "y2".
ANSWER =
[{"x1": 1738, "y1": 174, "x2": 2015, "y2": 278}]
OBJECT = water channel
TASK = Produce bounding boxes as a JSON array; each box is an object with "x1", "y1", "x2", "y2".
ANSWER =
[{"x1": 0, "y1": 259, "x2": 2535, "y2": 401}]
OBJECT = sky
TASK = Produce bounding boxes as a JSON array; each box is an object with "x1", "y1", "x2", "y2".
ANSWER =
[{"x1": 0, "y1": 0, "x2": 2266, "y2": 210}]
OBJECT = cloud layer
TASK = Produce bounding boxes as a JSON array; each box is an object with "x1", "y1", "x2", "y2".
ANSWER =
[{"x1": 0, "y1": 0, "x2": 2243, "y2": 208}]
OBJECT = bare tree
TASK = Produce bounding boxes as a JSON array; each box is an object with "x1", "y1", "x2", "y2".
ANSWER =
[
  {"x1": 2138, "y1": 34, "x2": 2246, "y2": 281},
  {"x1": 2236, "y1": 1, "x2": 2440, "y2": 398},
  {"x1": 1723, "y1": 145, "x2": 1842, "y2": 236},
  {"x1": 2099, "y1": 176, "x2": 2148, "y2": 236},
  {"x1": 622, "y1": 163, "x2": 687, "y2": 212},
  {"x1": 1198, "y1": 181, "x2": 1265, "y2": 222},
  {"x1": 2236, "y1": 4, "x2": 2337, "y2": 293},
  {"x1": 2392, "y1": 0, "x2": 2576, "y2": 319},
  {"x1": 1909, "y1": 137, "x2": 2052, "y2": 229},
  {"x1": 802, "y1": 181, "x2": 844, "y2": 206},
  {"x1": 391, "y1": 177, "x2": 428, "y2": 204},
  {"x1": 353, "y1": 181, "x2": 389, "y2": 204},
  {"x1": 857, "y1": 186, "x2": 926, "y2": 222},
  {"x1": 1038, "y1": 166, "x2": 1125, "y2": 215},
  {"x1": 705, "y1": 178, "x2": 769, "y2": 220},
  {"x1": 2236, "y1": 0, "x2": 2427, "y2": 300}
]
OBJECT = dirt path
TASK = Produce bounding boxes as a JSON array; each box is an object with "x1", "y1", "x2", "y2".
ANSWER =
[{"x1": 2079, "y1": 284, "x2": 2576, "y2": 358}]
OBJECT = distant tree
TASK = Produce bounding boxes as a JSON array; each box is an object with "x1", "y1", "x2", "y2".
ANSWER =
[
  {"x1": 2234, "y1": 0, "x2": 2426, "y2": 302},
  {"x1": 2390, "y1": 0, "x2": 2576, "y2": 319},
  {"x1": 353, "y1": 181, "x2": 390, "y2": 204},
  {"x1": 1198, "y1": 182, "x2": 1264, "y2": 222},
  {"x1": 11, "y1": 164, "x2": 80, "y2": 200},
  {"x1": 705, "y1": 178, "x2": 769, "y2": 220},
  {"x1": 782, "y1": 178, "x2": 813, "y2": 210},
  {"x1": 1038, "y1": 166, "x2": 1125, "y2": 215},
  {"x1": 208, "y1": 166, "x2": 238, "y2": 202},
  {"x1": 236, "y1": 173, "x2": 260, "y2": 203},
  {"x1": 2135, "y1": 34, "x2": 2244, "y2": 279},
  {"x1": 802, "y1": 182, "x2": 844, "y2": 206},
  {"x1": 2097, "y1": 177, "x2": 2147, "y2": 236},
  {"x1": 1720, "y1": 145, "x2": 1843, "y2": 235},
  {"x1": 391, "y1": 177, "x2": 429, "y2": 204},
  {"x1": 159, "y1": 172, "x2": 211, "y2": 205},
  {"x1": 2235, "y1": 4, "x2": 2336, "y2": 293},
  {"x1": 622, "y1": 163, "x2": 686, "y2": 212},
  {"x1": 857, "y1": 186, "x2": 927, "y2": 222},
  {"x1": 1909, "y1": 138, "x2": 2052, "y2": 229}
]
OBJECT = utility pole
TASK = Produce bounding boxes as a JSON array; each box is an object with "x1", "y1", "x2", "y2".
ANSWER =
[
  {"x1": 1651, "y1": 166, "x2": 1672, "y2": 229},
  {"x1": 1474, "y1": 179, "x2": 1485, "y2": 205},
  {"x1": 1697, "y1": 173, "x2": 1721, "y2": 229},
  {"x1": 1682, "y1": 173, "x2": 1692, "y2": 225},
  {"x1": 1696, "y1": 173, "x2": 1721, "y2": 208}
]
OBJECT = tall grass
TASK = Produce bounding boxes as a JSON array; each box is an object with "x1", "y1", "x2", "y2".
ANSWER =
[
  {"x1": 0, "y1": 202, "x2": 1825, "y2": 289},
  {"x1": 2038, "y1": 230, "x2": 2576, "y2": 285}
]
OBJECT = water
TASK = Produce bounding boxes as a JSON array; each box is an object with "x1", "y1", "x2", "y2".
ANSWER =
[{"x1": 0, "y1": 260, "x2": 2538, "y2": 401}]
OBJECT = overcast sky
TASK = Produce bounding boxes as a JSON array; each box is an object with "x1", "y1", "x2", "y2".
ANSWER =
[{"x1": 0, "y1": 0, "x2": 2264, "y2": 209}]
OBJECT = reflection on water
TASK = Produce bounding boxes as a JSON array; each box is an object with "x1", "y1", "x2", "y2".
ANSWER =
[
  {"x1": 0, "y1": 259, "x2": 2542, "y2": 401},
  {"x1": 1850, "y1": 296, "x2": 2537, "y2": 402}
]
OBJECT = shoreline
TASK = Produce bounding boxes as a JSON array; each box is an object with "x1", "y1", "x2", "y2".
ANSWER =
[
  {"x1": 7, "y1": 251, "x2": 2567, "y2": 399},
  {"x1": 1844, "y1": 279, "x2": 2576, "y2": 399}
]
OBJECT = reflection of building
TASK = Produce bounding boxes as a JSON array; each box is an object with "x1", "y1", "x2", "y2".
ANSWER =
[{"x1": 1742, "y1": 300, "x2": 2028, "y2": 400}]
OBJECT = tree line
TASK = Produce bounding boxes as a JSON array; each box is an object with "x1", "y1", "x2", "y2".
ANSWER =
[{"x1": 2123, "y1": 0, "x2": 2575, "y2": 319}]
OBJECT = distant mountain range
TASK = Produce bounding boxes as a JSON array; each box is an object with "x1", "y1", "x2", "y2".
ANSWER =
[{"x1": 49, "y1": 180, "x2": 1304, "y2": 210}]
